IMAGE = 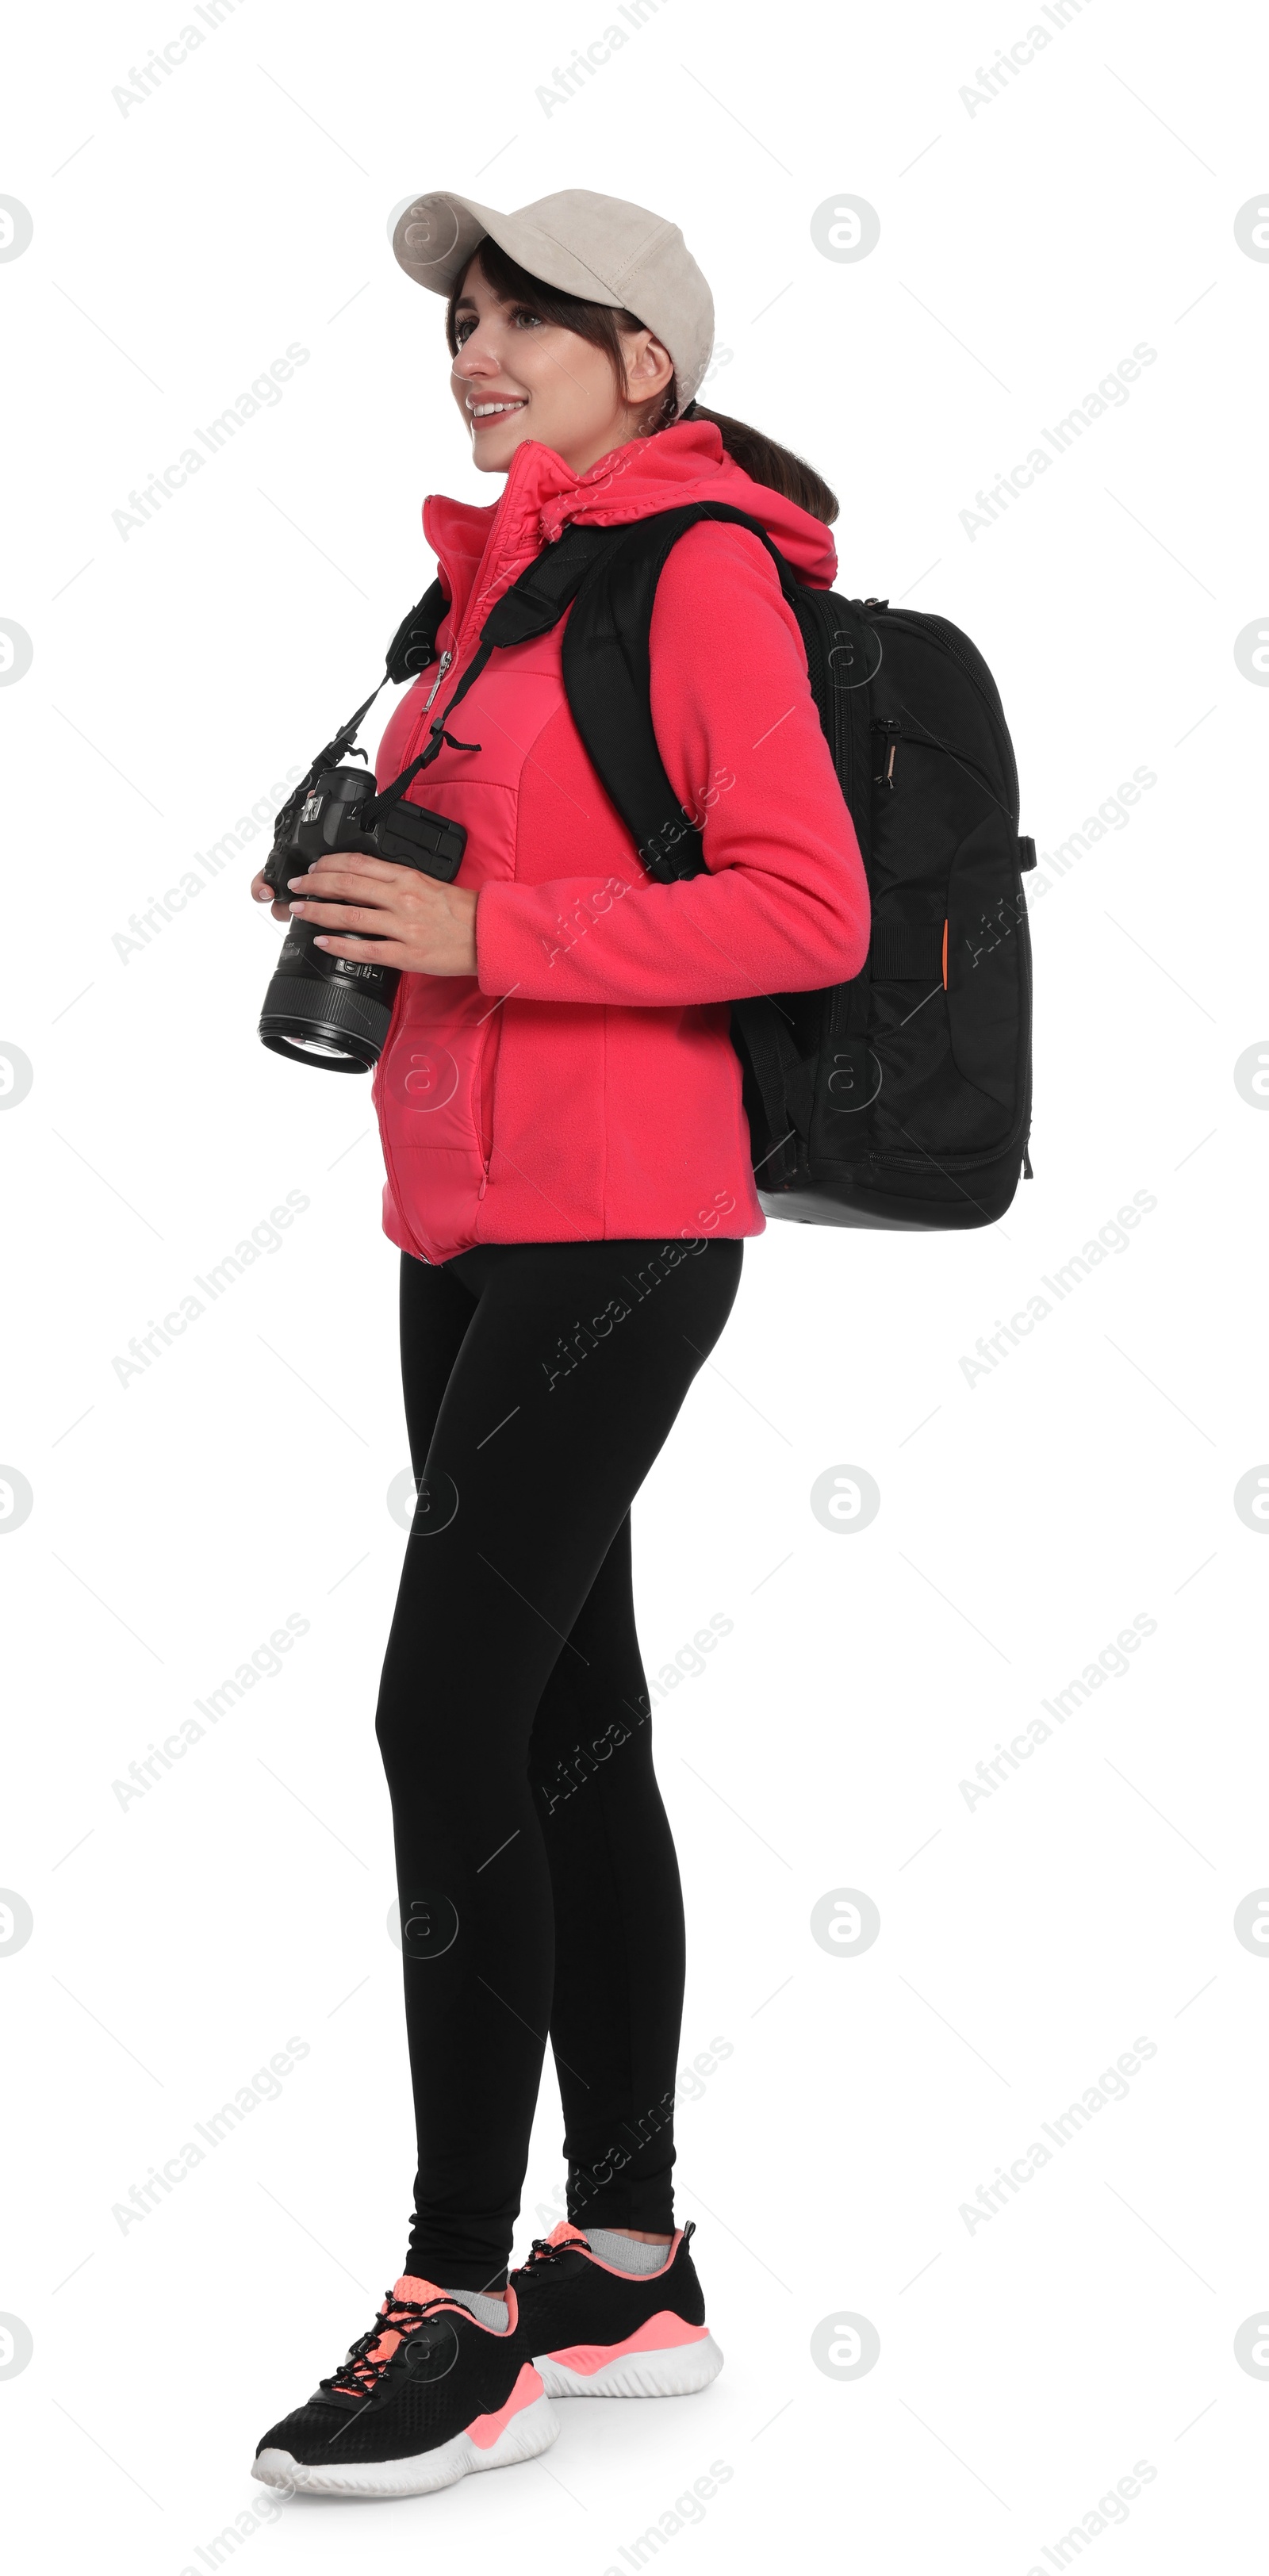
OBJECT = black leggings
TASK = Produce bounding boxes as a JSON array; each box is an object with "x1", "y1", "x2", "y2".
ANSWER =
[{"x1": 374, "y1": 1235, "x2": 744, "y2": 2289}]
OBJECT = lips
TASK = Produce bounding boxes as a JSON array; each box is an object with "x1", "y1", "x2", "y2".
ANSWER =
[{"x1": 468, "y1": 397, "x2": 528, "y2": 423}]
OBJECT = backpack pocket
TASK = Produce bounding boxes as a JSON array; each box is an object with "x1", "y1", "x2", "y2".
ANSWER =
[
  {"x1": 860, "y1": 810, "x2": 1029, "y2": 1162},
  {"x1": 944, "y1": 813, "x2": 1029, "y2": 1119}
]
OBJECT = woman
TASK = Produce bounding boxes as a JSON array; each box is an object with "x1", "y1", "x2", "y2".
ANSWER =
[{"x1": 249, "y1": 187, "x2": 869, "y2": 2499}]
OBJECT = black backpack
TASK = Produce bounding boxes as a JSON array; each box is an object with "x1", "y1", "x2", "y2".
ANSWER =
[{"x1": 327, "y1": 502, "x2": 1036, "y2": 1231}]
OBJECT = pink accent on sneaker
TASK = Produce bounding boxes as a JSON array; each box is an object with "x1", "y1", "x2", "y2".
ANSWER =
[
  {"x1": 546, "y1": 2310, "x2": 708, "y2": 2374},
  {"x1": 573, "y1": 2227, "x2": 685, "y2": 2279},
  {"x1": 467, "y1": 2362, "x2": 546, "y2": 2448},
  {"x1": 355, "y1": 2278, "x2": 442, "y2": 2375},
  {"x1": 355, "y1": 2275, "x2": 517, "y2": 2375}
]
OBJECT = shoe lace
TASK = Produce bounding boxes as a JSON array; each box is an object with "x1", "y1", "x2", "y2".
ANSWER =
[
  {"x1": 322, "y1": 2288, "x2": 454, "y2": 2400},
  {"x1": 512, "y1": 2232, "x2": 577, "y2": 2281}
]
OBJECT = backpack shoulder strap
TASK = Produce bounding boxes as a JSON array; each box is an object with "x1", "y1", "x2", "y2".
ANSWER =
[
  {"x1": 561, "y1": 501, "x2": 803, "y2": 883},
  {"x1": 560, "y1": 502, "x2": 838, "y2": 1160}
]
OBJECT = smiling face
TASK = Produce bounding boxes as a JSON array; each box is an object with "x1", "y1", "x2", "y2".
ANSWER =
[{"x1": 449, "y1": 251, "x2": 676, "y2": 477}]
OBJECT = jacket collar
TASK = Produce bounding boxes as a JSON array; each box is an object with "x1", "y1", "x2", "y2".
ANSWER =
[{"x1": 421, "y1": 419, "x2": 838, "y2": 643}]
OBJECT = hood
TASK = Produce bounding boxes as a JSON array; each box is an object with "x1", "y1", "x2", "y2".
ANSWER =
[{"x1": 421, "y1": 417, "x2": 838, "y2": 642}]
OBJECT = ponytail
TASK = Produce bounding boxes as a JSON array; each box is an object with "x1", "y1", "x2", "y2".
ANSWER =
[{"x1": 678, "y1": 398, "x2": 838, "y2": 526}]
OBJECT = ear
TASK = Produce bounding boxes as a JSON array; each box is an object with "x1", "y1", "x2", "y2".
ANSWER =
[{"x1": 627, "y1": 329, "x2": 675, "y2": 402}]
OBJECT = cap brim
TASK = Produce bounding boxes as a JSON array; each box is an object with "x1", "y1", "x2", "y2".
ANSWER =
[{"x1": 392, "y1": 191, "x2": 628, "y2": 308}]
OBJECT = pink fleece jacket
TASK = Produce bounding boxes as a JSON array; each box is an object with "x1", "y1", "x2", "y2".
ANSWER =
[{"x1": 369, "y1": 418, "x2": 869, "y2": 1264}]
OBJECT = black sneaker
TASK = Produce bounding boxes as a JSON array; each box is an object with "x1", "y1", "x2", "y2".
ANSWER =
[
  {"x1": 251, "y1": 2272, "x2": 557, "y2": 2497},
  {"x1": 509, "y1": 2221, "x2": 723, "y2": 2398}
]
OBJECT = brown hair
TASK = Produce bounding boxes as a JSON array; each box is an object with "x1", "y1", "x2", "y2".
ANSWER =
[{"x1": 446, "y1": 236, "x2": 838, "y2": 527}]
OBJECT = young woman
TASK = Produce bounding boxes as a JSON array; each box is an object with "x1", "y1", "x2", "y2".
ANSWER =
[{"x1": 249, "y1": 187, "x2": 868, "y2": 2499}]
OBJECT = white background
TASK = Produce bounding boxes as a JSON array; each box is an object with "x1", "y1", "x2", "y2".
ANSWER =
[{"x1": 2, "y1": 1, "x2": 1267, "y2": 2569}]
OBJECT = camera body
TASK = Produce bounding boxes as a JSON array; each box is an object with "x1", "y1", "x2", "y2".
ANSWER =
[
  {"x1": 258, "y1": 768, "x2": 468, "y2": 1072},
  {"x1": 261, "y1": 762, "x2": 466, "y2": 890}
]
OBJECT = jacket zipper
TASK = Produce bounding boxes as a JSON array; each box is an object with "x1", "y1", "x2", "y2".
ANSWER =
[
  {"x1": 401, "y1": 445, "x2": 543, "y2": 772},
  {"x1": 422, "y1": 649, "x2": 452, "y2": 708}
]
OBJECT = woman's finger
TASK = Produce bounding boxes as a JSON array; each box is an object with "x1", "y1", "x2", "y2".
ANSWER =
[
  {"x1": 249, "y1": 866, "x2": 291, "y2": 921},
  {"x1": 291, "y1": 853, "x2": 427, "y2": 895},
  {"x1": 312, "y1": 934, "x2": 411, "y2": 963},
  {"x1": 288, "y1": 882, "x2": 424, "y2": 917},
  {"x1": 290, "y1": 902, "x2": 397, "y2": 934}
]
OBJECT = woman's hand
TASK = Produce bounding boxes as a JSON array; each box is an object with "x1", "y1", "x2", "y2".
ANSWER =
[{"x1": 282, "y1": 851, "x2": 480, "y2": 977}]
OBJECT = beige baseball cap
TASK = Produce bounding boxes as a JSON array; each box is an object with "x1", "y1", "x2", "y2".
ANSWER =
[{"x1": 390, "y1": 187, "x2": 715, "y2": 416}]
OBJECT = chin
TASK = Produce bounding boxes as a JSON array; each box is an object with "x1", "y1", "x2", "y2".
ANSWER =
[{"x1": 472, "y1": 431, "x2": 538, "y2": 472}]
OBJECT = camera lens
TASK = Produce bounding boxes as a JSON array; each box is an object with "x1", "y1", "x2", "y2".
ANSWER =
[
  {"x1": 256, "y1": 769, "x2": 466, "y2": 1071},
  {"x1": 258, "y1": 956, "x2": 393, "y2": 1072}
]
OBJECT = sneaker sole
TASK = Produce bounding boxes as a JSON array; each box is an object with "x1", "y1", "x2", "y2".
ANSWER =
[
  {"x1": 251, "y1": 2388, "x2": 558, "y2": 2498},
  {"x1": 536, "y1": 2333, "x2": 724, "y2": 2398}
]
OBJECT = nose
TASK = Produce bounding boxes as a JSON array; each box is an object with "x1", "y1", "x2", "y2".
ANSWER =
[{"x1": 453, "y1": 323, "x2": 500, "y2": 381}]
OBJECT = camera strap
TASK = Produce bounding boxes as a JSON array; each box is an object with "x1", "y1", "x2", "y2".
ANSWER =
[
  {"x1": 365, "y1": 523, "x2": 617, "y2": 824},
  {"x1": 279, "y1": 527, "x2": 619, "y2": 842},
  {"x1": 284, "y1": 577, "x2": 452, "y2": 812}
]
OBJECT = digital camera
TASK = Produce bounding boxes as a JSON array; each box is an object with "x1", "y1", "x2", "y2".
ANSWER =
[{"x1": 257, "y1": 765, "x2": 466, "y2": 1071}]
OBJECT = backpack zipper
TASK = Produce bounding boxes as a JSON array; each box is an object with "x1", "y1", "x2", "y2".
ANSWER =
[
  {"x1": 873, "y1": 610, "x2": 1018, "y2": 815},
  {"x1": 792, "y1": 589, "x2": 861, "y2": 829},
  {"x1": 865, "y1": 1142, "x2": 1022, "y2": 1172},
  {"x1": 872, "y1": 717, "x2": 901, "y2": 788},
  {"x1": 869, "y1": 719, "x2": 1010, "y2": 820}
]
